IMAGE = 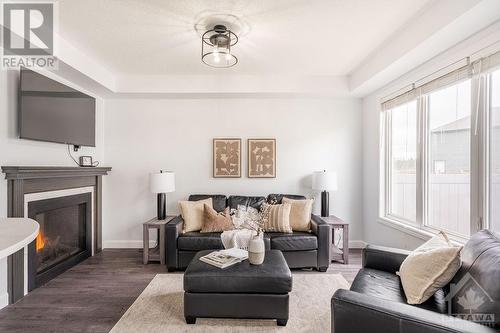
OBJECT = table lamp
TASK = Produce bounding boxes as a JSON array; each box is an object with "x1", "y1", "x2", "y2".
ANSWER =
[
  {"x1": 312, "y1": 170, "x2": 338, "y2": 217},
  {"x1": 149, "y1": 170, "x2": 175, "y2": 220}
]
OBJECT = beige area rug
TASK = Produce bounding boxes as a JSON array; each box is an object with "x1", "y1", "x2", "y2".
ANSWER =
[{"x1": 110, "y1": 273, "x2": 350, "y2": 333}]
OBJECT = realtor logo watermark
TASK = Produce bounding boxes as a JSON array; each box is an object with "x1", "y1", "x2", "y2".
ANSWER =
[
  {"x1": 1, "y1": 1, "x2": 58, "y2": 69},
  {"x1": 443, "y1": 273, "x2": 497, "y2": 328}
]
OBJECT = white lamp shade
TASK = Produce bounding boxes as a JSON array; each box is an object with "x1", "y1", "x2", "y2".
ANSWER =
[
  {"x1": 312, "y1": 171, "x2": 338, "y2": 191},
  {"x1": 149, "y1": 171, "x2": 175, "y2": 193}
]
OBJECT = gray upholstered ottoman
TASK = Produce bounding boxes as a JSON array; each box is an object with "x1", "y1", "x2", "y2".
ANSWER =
[{"x1": 183, "y1": 249, "x2": 292, "y2": 326}]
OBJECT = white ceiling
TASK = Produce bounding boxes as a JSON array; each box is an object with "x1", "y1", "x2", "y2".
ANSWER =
[
  {"x1": 48, "y1": 0, "x2": 500, "y2": 97},
  {"x1": 58, "y1": 0, "x2": 432, "y2": 76}
]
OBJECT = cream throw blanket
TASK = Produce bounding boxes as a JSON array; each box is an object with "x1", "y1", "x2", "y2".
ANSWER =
[{"x1": 221, "y1": 229, "x2": 257, "y2": 250}]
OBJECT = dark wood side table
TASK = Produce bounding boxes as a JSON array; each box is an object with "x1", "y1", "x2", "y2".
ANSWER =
[
  {"x1": 322, "y1": 215, "x2": 349, "y2": 264},
  {"x1": 143, "y1": 216, "x2": 175, "y2": 265}
]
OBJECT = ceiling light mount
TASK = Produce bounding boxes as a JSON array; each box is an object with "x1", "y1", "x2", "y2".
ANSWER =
[
  {"x1": 213, "y1": 24, "x2": 228, "y2": 34},
  {"x1": 202, "y1": 24, "x2": 238, "y2": 68}
]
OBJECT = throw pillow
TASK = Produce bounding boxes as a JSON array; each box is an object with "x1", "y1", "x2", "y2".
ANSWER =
[
  {"x1": 398, "y1": 231, "x2": 462, "y2": 304},
  {"x1": 179, "y1": 198, "x2": 213, "y2": 233},
  {"x1": 261, "y1": 202, "x2": 292, "y2": 233},
  {"x1": 201, "y1": 205, "x2": 234, "y2": 233},
  {"x1": 282, "y1": 197, "x2": 313, "y2": 232}
]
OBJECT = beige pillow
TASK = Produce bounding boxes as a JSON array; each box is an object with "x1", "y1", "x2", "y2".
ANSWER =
[
  {"x1": 201, "y1": 205, "x2": 234, "y2": 233},
  {"x1": 261, "y1": 202, "x2": 292, "y2": 233},
  {"x1": 179, "y1": 198, "x2": 213, "y2": 233},
  {"x1": 282, "y1": 197, "x2": 313, "y2": 231},
  {"x1": 398, "y1": 231, "x2": 462, "y2": 304}
]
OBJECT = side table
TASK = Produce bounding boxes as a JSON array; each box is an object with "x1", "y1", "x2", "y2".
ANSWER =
[
  {"x1": 143, "y1": 216, "x2": 175, "y2": 264},
  {"x1": 322, "y1": 215, "x2": 349, "y2": 264}
]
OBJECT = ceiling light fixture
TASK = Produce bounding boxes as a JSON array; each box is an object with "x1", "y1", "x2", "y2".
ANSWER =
[{"x1": 202, "y1": 24, "x2": 238, "y2": 68}]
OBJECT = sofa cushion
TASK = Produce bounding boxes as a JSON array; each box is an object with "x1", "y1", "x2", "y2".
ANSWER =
[
  {"x1": 267, "y1": 194, "x2": 306, "y2": 204},
  {"x1": 351, "y1": 268, "x2": 447, "y2": 314},
  {"x1": 177, "y1": 232, "x2": 223, "y2": 251},
  {"x1": 452, "y1": 229, "x2": 500, "y2": 284},
  {"x1": 228, "y1": 195, "x2": 266, "y2": 210},
  {"x1": 189, "y1": 194, "x2": 227, "y2": 213},
  {"x1": 450, "y1": 230, "x2": 500, "y2": 326},
  {"x1": 270, "y1": 232, "x2": 317, "y2": 251}
]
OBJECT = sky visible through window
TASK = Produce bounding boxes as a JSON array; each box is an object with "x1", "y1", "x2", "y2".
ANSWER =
[
  {"x1": 429, "y1": 80, "x2": 471, "y2": 131},
  {"x1": 391, "y1": 101, "x2": 417, "y2": 164}
]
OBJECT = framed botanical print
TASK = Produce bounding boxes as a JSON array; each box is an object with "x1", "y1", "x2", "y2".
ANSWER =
[
  {"x1": 248, "y1": 138, "x2": 276, "y2": 178},
  {"x1": 213, "y1": 138, "x2": 241, "y2": 178}
]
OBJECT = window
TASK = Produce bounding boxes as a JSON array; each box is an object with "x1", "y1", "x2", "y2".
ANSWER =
[
  {"x1": 388, "y1": 101, "x2": 417, "y2": 223},
  {"x1": 427, "y1": 80, "x2": 471, "y2": 237},
  {"x1": 490, "y1": 69, "x2": 500, "y2": 234},
  {"x1": 434, "y1": 161, "x2": 446, "y2": 174},
  {"x1": 381, "y1": 51, "x2": 500, "y2": 241}
]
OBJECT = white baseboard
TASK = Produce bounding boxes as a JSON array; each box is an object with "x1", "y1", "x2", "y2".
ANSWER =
[
  {"x1": 103, "y1": 240, "x2": 156, "y2": 249},
  {"x1": 349, "y1": 240, "x2": 367, "y2": 249},
  {"x1": 0, "y1": 292, "x2": 8, "y2": 310}
]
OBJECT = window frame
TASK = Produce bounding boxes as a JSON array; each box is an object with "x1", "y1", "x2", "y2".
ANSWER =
[
  {"x1": 423, "y1": 79, "x2": 474, "y2": 240},
  {"x1": 380, "y1": 74, "x2": 490, "y2": 243},
  {"x1": 485, "y1": 66, "x2": 500, "y2": 234},
  {"x1": 383, "y1": 100, "x2": 419, "y2": 227}
]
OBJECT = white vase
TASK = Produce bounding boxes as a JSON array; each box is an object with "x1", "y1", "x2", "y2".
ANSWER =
[{"x1": 248, "y1": 234, "x2": 265, "y2": 265}]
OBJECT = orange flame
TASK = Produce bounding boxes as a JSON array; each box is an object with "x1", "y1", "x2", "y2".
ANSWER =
[{"x1": 36, "y1": 232, "x2": 45, "y2": 252}]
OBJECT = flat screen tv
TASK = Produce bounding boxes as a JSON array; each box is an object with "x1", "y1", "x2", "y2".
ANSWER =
[{"x1": 19, "y1": 67, "x2": 96, "y2": 147}]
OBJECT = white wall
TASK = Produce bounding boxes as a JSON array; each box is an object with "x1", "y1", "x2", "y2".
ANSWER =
[
  {"x1": 102, "y1": 97, "x2": 363, "y2": 248},
  {"x1": 0, "y1": 68, "x2": 105, "y2": 309},
  {"x1": 362, "y1": 22, "x2": 500, "y2": 250}
]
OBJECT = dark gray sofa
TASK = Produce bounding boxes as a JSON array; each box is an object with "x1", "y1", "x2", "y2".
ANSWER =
[
  {"x1": 166, "y1": 194, "x2": 331, "y2": 272},
  {"x1": 331, "y1": 230, "x2": 500, "y2": 333}
]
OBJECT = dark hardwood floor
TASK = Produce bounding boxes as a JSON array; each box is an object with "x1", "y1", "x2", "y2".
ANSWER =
[
  {"x1": 327, "y1": 249, "x2": 362, "y2": 283},
  {"x1": 0, "y1": 249, "x2": 361, "y2": 333}
]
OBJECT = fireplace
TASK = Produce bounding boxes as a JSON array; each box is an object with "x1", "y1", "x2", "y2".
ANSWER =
[
  {"x1": 27, "y1": 193, "x2": 92, "y2": 290},
  {"x1": 2, "y1": 166, "x2": 110, "y2": 304}
]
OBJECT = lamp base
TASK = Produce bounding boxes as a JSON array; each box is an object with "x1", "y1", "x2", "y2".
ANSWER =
[
  {"x1": 321, "y1": 191, "x2": 329, "y2": 217},
  {"x1": 157, "y1": 193, "x2": 166, "y2": 220}
]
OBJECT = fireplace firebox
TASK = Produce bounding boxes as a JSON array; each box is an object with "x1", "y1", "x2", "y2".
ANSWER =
[{"x1": 27, "y1": 193, "x2": 92, "y2": 290}]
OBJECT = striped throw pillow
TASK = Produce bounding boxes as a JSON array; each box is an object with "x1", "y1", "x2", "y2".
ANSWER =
[{"x1": 261, "y1": 202, "x2": 292, "y2": 233}]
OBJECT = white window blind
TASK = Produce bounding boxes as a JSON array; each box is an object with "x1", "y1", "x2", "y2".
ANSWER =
[
  {"x1": 472, "y1": 50, "x2": 500, "y2": 74},
  {"x1": 416, "y1": 65, "x2": 471, "y2": 95},
  {"x1": 382, "y1": 50, "x2": 500, "y2": 110},
  {"x1": 382, "y1": 61, "x2": 471, "y2": 111},
  {"x1": 381, "y1": 87, "x2": 417, "y2": 111}
]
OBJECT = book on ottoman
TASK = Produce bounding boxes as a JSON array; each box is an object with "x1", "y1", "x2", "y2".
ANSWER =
[{"x1": 199, "y1": 248, "x2": 248, "y2": 269}]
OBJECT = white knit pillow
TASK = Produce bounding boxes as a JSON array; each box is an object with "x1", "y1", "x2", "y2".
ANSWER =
[{"x1": 398, "y1": 231, "x2": 462, "y2": 304}]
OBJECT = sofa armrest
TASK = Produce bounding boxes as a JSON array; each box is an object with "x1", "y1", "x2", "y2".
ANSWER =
[
  {"x1": 166, "y1": 215, "x2": 184, "y2": 271},
  {"x1": 311, "y1": 215, "x2": 331, "y2": 271},
  {"x1": 332, "y1": 289, "x2": 494, "y2": 333},
  {"x1": 362, "y1": 245, "x2": 411, "y2": 273}
]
